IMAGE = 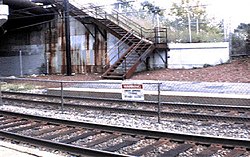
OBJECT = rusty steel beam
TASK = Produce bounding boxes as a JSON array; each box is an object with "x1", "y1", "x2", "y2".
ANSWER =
[{"x1": 3, "y1": 0, "x2": 50, "y2": 14}]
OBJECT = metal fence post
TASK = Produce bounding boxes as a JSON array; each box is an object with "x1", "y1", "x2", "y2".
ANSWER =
[
  {"x1": 0, "y1": 79, "x2": 2, "y2": 106},
  {"x1": 157, "y1": 82, "x2": 161, "y2": 123},
  {"x1": 19, "y1": 50, "x2": 23, "y2": 77},
  {"x1": 60, "y1": 82, "x2": 64, "y2": 111}
]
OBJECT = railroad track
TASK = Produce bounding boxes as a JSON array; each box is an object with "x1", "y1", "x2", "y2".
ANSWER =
[
  {"x1": 2, "y1": 91, "x2": 250, "y2": 123},
  {"x1": 0, "y1": 110, "x2": 249, "y2": 157}
]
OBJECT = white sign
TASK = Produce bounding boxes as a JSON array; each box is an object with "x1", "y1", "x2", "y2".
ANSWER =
[{"x1": 121, "y1": 83, "x2": 144, "y2": 101}]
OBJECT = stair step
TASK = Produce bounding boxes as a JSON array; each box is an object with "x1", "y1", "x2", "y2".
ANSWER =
[
  {"x1": 115, "y1": 29, "x2": 126, "y2": 31},
  {"x1": 102, "y1": 75, "x2": 124, "y2": 80},
  {"x1": 98, "y1": 19, "x2": 108, "y2": 21},
  {"x1": 107, "y1": 72, "x2": 124, "y2": 76}
]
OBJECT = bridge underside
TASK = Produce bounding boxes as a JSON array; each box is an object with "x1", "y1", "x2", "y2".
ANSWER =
[
  {"x1": 0, "y1": 0, "x2": 169, "y2": 78},
  {"x1": 1, "y1": 0, "x2": 54, "y2": 35}
]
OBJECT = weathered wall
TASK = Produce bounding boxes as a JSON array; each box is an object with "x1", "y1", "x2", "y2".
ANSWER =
[
  {"x1": 0, "y1": 15, "x2": 109, "y2": 76},
  {"x1": 45, "y1": 16, "x2": 107, "y2": 75},
  {"x1": 0, "y1": 26, "x2": 46, "y2": 76},
  {"x1": 146, "y1": 42, "x2": 229, "y2": 70},
  {"x1": 168, "y1": 42, "x2": 229, "y2": 69},
  {"x1": 107, "y1": 33, "x2": 129, "y2": 65}
]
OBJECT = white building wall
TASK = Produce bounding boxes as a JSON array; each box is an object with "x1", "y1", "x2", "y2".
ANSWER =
[{"x1": 168, "y1": 42, "x2": 229, "y2": 69}]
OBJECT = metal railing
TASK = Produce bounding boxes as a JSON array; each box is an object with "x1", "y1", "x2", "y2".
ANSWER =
[
  {"x1": 103, "y1": 30, "x2": 134, "y2": 68},
  {"x1": 0, "y1": 77, "x2": 162, "y2": 122},
  {"x1": 69, "y1": 0, "x2": 168, "y2": 44},
  {"x1": 123, "y1": 44, "x2": 154, "y2": 77},
  {"x1": 1, "y1": 77, "x2": 250, "y2": 124}
]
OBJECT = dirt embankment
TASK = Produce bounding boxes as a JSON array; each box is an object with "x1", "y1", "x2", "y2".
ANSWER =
[{"x1": 34, "y1": 57, "x2": 250, "y2": 83}]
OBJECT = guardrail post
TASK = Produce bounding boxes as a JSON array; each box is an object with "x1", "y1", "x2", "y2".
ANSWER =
[
  {"x1": 124, "y1": 58, "x2": 127, "y2": 73},
  {"x1": 0, "y1": 79, "x2": 2, "y2": 106},
  {"x1": 140, "y1": 28, "x2": 143, "y2": 38},
  {"x1": 165, "y1": 28, "x2": 168, "y2": 43},
  {"x1": 19, "y1": 50, "x2": 23, "y2": 77},
  {"x1": 157, "y1": 82, "x2": 161, "y2": 123},
  {"x1": 60, "y1": 82, "x2": 64, "y2": 111},
  {"x1": 116, "y1": 12, "x2": 119, "y2": 24},
  {"x1": 95, "y1": 8, "x2": 97, "y2": 18}
]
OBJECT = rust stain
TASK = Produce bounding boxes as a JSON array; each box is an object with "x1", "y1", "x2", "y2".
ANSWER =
[
  {"x1": 94, "y1": 35, "x2": 99, "y2": 66},
  {"x1": 47, "y1": 22, "x2": 57, "y2": 74},
  {"x1": 85, "y1": 31, "x2": 90, "y2": 72},
  {"x1": 86, "y1": 32, "x2": 90, "y2": 50},
  {"x1": 60, "y1": 20, "x2": 66, "y2": 74},
  {"x1": 93, "y1": 32, "x2": 107, "y2": 73},
  {"x1": 76, "y1": 52, "x2": 80, "y2": 73}
]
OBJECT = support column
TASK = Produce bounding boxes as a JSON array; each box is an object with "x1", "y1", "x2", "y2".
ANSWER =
[{"x1": 64, "y1": 0, "x2": 72, "y2": 76}]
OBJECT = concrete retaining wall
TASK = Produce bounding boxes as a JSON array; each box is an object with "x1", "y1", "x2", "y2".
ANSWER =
[{"x1": 168, "y1": 42, "x2": 229, "y2": 69}]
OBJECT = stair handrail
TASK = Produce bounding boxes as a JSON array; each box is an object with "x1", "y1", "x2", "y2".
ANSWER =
[
  {"x1": 87, "y1": 4, "x2": 168, "y2": 44},
  {"x1": 123, "y1": 42, "x2": 151, "y2": 68},
  {"x1": 107, "y1": 39, "x2": 144, "y2": 72},
  {"x1": 124, "y1": 39, "x2": 144, "y2": 58},
  {"x1": 124, "y1": 44, "x2": 155, "y2": 78},
  {"x1": 103, "y1": 30, "x2": 134, "y2": 67},
  {"x1": 70, "y1": 1, "x2": 156, "y2": 41},
  {"x1": 51, "y1": 0, "x2": 168, "y2": 44},
  {"x1": 89, "y1": 3, "x2": 148, "y2": 37}
]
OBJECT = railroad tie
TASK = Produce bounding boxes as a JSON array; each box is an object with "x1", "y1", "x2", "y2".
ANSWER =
[
  {"x1": 159, "y1": 143, "x2": 193, "y2": 157},
  {"x1": 0, "y1": 120, "x2": 30, "y2": 130},
  {"x1": 85, "y1": 134, "x2": 120, "y2": 147},
  {"x1": 130, "y1": 140, "x2": 167, "y2": 156},
  {"x1": 41, "y1": 128, "x2": 79, "y2": 140},
  {"x1": 103, "y1": 139, "x2": 138, "y2": 152},
  {"x1": 59, "y1": 131, "x2": 98, "y2": 144},
  {"x1": 8, "y1": 122, "x2": 42, "y2": 133},
  {"x1": 224, "y1": 149, "x2": 246, "y2": 157},
  {"x1": 28, "y1": 125, "x2": 64, "y2": 136},
  {"x1": 0, "y1": 118, "x2": 21, "y2": 125},
  {"x1": 195, "y1": 146, "x2": 220, "y2": 157}
]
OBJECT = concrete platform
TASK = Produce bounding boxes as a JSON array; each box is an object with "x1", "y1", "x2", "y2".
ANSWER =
[
  {"x1": 47, "y1": 87, "x2": 250, "y2": 106},
  {"x1": 0, "y1": 140, "x2": 64, "y2": 157}
]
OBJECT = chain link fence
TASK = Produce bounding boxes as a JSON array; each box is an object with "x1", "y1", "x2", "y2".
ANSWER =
[{"x1": 0, "y1": 77, "x2": 249, "y2": 123}]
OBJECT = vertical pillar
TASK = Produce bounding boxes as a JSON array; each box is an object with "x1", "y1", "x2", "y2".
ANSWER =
[
  {"x1": 187, "y1": 12, "x2": 192, "y2": 43},
  {"x1": 19, "y1": 50, "x2": 23, "y2": 77},
  {"x1": 64, "y1": 0, "x2": 72, "y2": 76},
  {"x1": 0, "y1": 80, "x2": 2, "y2": 106}
]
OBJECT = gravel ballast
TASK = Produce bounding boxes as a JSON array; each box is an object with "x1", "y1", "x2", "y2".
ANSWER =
[{"x1": 0, "y1": 104, "x2": 249, "y2": 140}]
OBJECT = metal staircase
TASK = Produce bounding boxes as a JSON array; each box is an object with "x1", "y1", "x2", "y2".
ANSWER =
[{"x1": 46, "y1": 0, "x2": 169, "y2": 79}]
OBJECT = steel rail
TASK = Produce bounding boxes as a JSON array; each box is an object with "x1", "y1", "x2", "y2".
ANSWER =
[
  {"x1": 3, "y1": 97, "x2": 250, "y2": 123},
  {"x1": 2, "y1": 91, "x2": 250, "y2": 111},
  {"x1": 0, "y1": 110, "x2": 250, "y2": 149},
  {"x1": 0, "y1": 131, "x2": 131, "y2": 157}
]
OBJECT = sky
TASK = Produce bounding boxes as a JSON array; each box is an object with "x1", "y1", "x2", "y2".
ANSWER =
[{"x1": 71, "y1": 0, "x2": 250, "y2": 30}]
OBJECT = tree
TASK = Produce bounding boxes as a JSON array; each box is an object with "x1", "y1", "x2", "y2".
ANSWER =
[
  {"x1": 168, "y1": 0, "x2": 224, "y2": 43},
  {"x1": 231, "y1": 23, "x2": 250, "y2": 55},
  {"x1": 114, "y1": 0, "x2": 134, "y2": 13},
  {"x1": 141, "y1": 1, "x2": 163, "y2": 16}
]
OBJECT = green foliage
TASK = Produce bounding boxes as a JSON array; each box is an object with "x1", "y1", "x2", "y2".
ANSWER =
[
  {"x1": 231, "y1": 23, "x2": 250, "y2": 55},
  {"x1": 141, "y1": 1, "x2": 163, "y2": 15},
  {"x1": 167, "y1": 0, "x2": 224, "y2": 43},
  {"x1": 114, "y1": 0, "x2": 224, "y2": 42}
]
